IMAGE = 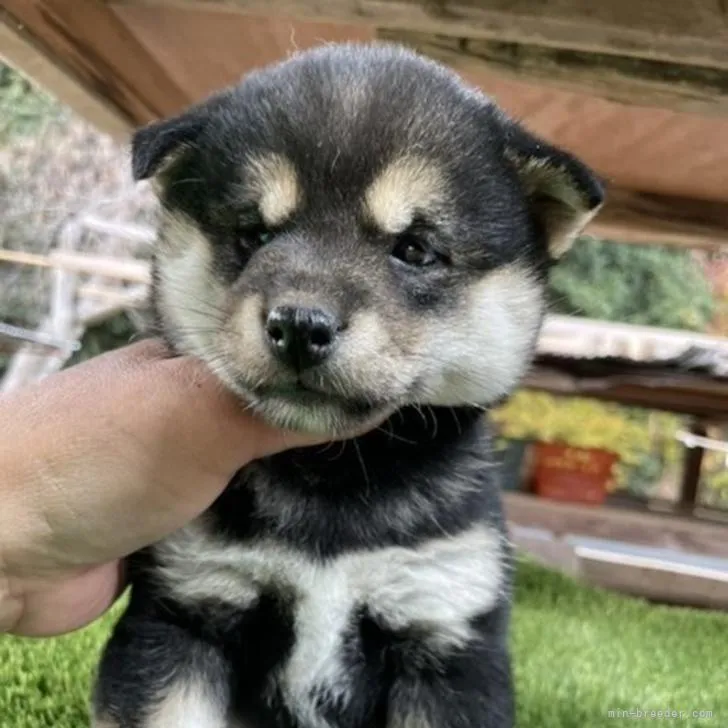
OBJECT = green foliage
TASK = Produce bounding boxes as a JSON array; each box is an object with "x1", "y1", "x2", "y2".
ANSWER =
[
  {"x1": 499, "y1": 237, "x2": 718, "y2": 499},
  {"x1": 3, "y1": 560, "x2": 727, "y2": 727},
  {"x1": 0, "y1": 64, "x2": 60, "y2": 142},
  {"x1": 549, "y1": 237, "x2": 715, "y2": 332},
  {"x1": 700, "y1": 446, "x2": 728, "y2": 509},
  {"x1": 493, "y1": 391, "x2": 683, "y2": 493},
  {"x1": 64, "y1": 314, "x2": 140, "y2": 369}
]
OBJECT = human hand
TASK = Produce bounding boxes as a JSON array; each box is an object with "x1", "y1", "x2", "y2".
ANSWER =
[{"x1": 0, "y1": 339, "x2": 374, "y2": 636}]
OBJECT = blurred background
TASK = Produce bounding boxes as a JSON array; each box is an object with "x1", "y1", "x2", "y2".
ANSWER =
[{"x1": 2, "y1": 3, "x2": 728, "y2": 725}]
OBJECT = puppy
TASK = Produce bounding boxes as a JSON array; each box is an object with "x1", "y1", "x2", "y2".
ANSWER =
[{"x1": 92, "y1": 42, "x2": 603, "y2": 728}]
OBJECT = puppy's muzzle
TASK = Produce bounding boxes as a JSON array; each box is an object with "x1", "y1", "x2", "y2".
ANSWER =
[{"x1": 265, "y1": 305, "x2": 342, "y2": 372}]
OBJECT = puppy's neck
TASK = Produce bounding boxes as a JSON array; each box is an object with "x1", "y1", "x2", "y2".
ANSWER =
[
  {"x1": 363, "y1": 404, "x2": 485, "y2": 447},
  {"x1": 217, "y1": 405, "x2": 496, "y2": 555},
  {"x1": 275, "y1": 404, "x2": 487, "y2": 476}
]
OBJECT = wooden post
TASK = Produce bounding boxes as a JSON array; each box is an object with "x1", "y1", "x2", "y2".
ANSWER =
[{"x1": 677, "y1": 419, "x2": 707, "y2": 512}]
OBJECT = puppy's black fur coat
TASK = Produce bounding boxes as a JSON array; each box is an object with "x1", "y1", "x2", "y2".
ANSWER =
[{"x1": 93, "y1": 43, "x2": 603, "y2": 728}]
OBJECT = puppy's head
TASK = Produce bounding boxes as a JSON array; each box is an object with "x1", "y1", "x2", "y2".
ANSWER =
[{"x1": 133, "y1": 43, "x2": 603, "y2": 435}]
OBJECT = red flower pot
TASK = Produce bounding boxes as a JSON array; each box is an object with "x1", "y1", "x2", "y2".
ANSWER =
[{"x1": 532, "y1": 442, "x2": 618, "y2": 506}]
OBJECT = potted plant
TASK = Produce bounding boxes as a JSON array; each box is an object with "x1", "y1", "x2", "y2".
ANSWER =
[
  {"x1": 531, "y1": 441, "x2": 618, "y2": 505},
  {"x1": 492, "y1": 391, "x2": 638, "y2": 505}
]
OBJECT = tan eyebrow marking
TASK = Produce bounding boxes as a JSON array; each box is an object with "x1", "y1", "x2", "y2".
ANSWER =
[
  {"x1": 244, "y1": 152, "x2": 301, "y2": 226},
  {"x1": 364, "y1": 156, "x2": 446, "y2": 234}
]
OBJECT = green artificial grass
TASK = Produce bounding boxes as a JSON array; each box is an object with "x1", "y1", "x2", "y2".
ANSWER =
[{"x1": 2, "y1": 558, "x2": 725, "y2": 727}]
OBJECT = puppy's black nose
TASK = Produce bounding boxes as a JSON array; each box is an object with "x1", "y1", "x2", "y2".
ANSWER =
[{"x1": 265, "y1": 305, "x2": 338, "y2": 371}]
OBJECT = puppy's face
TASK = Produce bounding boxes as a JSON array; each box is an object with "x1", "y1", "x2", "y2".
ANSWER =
[{"x1": 133, "y1": 43, "x2": 603, "y2": 435}]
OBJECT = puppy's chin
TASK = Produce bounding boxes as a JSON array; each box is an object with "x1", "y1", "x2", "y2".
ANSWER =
[
  {"x1": 252, "y1": 397, "x2": 385, "y2": 437},
  {"x1": 215, "y1": 377, "x2": 386, "y2": 438}
]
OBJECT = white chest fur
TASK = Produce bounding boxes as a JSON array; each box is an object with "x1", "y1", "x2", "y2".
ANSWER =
[{"x1": 153, "y1": 519, "x2": 505, "y2": 728}]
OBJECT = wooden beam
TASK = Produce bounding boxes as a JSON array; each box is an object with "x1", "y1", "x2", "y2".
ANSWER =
[
  {"x1": 0, "y1": 16, "x2": 132, "y2": 138},
  {"x1": 576, "y1": 546, "x2": 728, "y2": 610},
  {"x1": 4, "y1": 5, "x2": 727, "y2": 250},
  {"x1": 378, "y1": 29, "x2": 728, "y2": 117},
  {"x1": 2, "y1": 0, "x2": 191, "y2": 128},
  {"x1": 523, "y1": 365, "x2": 728, "y2": 421},
  {"x1": 588, "y1": 189, "x2": 728, "y2": 252},
  {"x1": 513, "y1": 526, "x2": 728, "y2": 609},
  {"x1": 504, "y1": 492, "x2": 728, "y2": 559},
  {"x1": 113, "y1": 0, "x2": 728, "y2": 71},
  {"x1": 0, "y1": 249, "x2": 152, "y2": 284}
]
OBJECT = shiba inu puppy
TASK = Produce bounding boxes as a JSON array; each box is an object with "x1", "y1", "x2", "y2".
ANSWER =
[{"x1": 93, "y1": 42, "x2": 603, "y2": 728}]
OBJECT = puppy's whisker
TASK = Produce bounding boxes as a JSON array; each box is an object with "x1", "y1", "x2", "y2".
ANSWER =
[
  {"x1": 330, "y1": 440, "x2": 349, "y2": 462},
  {"x1": 351, "y1": 438, "x2": 370, "y2": 492},
  {"x1": 166, "y1": 176, "x2": 206, "y2": 189},
  {"x1": 449, "y1": 408, "x2": 464, "y2": 436},
  {"x1": 374, "y1": 425, "x2": 417, "y2": 446},
  {"x1": 413, "y1": 404, "x2": 428, "y2": 429},
  {"x1": 426, "y1": 406, "x2": 439, "y2": 440}
]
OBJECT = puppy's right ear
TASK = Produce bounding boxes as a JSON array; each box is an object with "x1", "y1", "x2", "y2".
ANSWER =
[
  {"x1": 497, "y1": 112, "x2": 605, "y2": 260},
  {"x1": 131, "y1": 109, "x2": 206, "y2": 182}
]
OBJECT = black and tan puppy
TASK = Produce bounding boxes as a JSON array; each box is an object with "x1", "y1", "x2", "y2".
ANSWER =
[{"x1": 93, "y1": 42, "x2": 603, "y2": 728}]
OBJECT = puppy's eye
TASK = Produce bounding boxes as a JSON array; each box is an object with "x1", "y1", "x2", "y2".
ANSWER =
[
  {"x1": 237, "y1": 222, "x2": 274, "y2": 246},
  {"x1": 391, "y1": 234, "x2": 437, "y2": 267},
  {"x1": 254, "y1": 226, "x2": 274, "y2": 245}
]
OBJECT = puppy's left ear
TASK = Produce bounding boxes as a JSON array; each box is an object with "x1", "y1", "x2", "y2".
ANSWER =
[
  {"x1": 132, "y1": 88, "x2": 234, "y2": 182},
  {"x1": 131, "y1": 109, "x2": 207, "y2": 182},
  {"x1": 502, "y1": 118, "x2": 605, "y2": 259}
]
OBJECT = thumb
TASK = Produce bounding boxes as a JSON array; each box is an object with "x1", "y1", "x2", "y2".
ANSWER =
[
  {"x1": 146, "y1": 345, "x2": 388, "y2": 481},
  {"x1": 213, "y1": 401, "x2": 390, "y2": 475}
]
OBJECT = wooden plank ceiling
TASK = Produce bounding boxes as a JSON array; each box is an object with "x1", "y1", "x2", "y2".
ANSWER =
[{"x1": 2, "y1": 0, "x2": 728, "y2": 249}]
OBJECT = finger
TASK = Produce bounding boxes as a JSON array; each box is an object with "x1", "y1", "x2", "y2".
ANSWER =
[{"x1": 8, "y1": 561, "x2": 125, "y2": 637}]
